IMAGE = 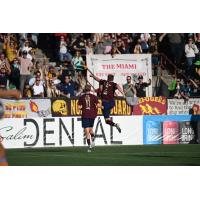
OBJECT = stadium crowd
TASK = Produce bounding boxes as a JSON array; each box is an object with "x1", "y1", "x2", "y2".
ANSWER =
[{"x1": 0, "y1": 33, "x2": 200, "y2": 99}]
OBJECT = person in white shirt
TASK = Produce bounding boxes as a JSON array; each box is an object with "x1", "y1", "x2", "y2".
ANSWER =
[
  {"x1": 59, "y1": 36, "x2": 72, "y2": 62},
  {"x1": 21, "y1": 40, "x2": 33, "y2": 60},
  {"x1": 185, "y1": 38, "x2": 199, "y2": 76},
  {"x1": 32, "y1": 77, "x2": 45, "y2": 97},
  {"x1": 185, "y1": 38, "x2": 199, "y2": 61}
]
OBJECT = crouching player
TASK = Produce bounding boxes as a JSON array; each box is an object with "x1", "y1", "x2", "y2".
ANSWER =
[
  {"x1": 78, "y1": 85, "x2": 102, "y2": 152},
  {"x1": 0, "y1": 89, "x2": 21, "y2": 166}
]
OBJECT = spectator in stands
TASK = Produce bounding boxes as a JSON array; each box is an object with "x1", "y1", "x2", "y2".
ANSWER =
[
  {"x1": 31, "y1": 77, "x2": 45, "y2": 97},
  {"x1": 194, "y1": 33, "x2": 200, "y2": 52},
  {"x1": 45, "y1": 65, "x2": 57, "y2": 81},
  {"x1": 185, "y1": 38, "x2": 199, "y2": 77},
  {"x1": 86, "y1": 41, "x2": 94, "y2": 55},
  {"x1": 33, "y1": 61, "x2": 45, "y2": 80},
  {"x1": 10, "y1": 58, "x2": 20, "y2": 89},
  {"x1": 173, "y1": 78, "x2": 189, "y2": 100},
  {"x1": 94, "y1": 40, "x2": 105, "y2": 54},
  {"x1": 23, "y1": 83, "x2": 32, "y2": 98},
  {"x1": 116, "y1": 38, "x2": 127, "y2": 54},
  {"x1": 134, "y1": 39, "x2": 143, "y2": 54},
  {"x1": 59, "y1": 75, "x2": 77, "y2": 98},
  {"x1": 149, "y1": 34, "x2": 159, "y2": 75},
  {"x1": 17, "y1": 50, "x2": 33, "y2": 95},
  {"x1": 60, "y1": 61, "x2": 75, "y2": 81},
  {"x1": 123, "y1": 76, "x2": 138, "y2": 107},
  {"x1": 71, "y1": 34, "x2": 86, "y2": 55},
  {"x1": 102, "y1": 34, "x2": 113, "y2": 54},
  {"x1": 0, "y1": 62, "x2": 11, "y2": 89},
  {"x1": 46, "y1": 78, "x2": 61, "y2": 97},
  {"x1": 0, "y1": 53, "x2": 10, "y2": 69},
  {"x1": 190, "y1": 78, "x2": 200, "y2": 97},
  {"x1": 59, "y1": 36, "x2": 72, "y2": 62},
  {"x1": 21, "y1": 40, "x2": 33, "y2": 61},
  {"x1": 181, "y1": 80, "x2": 192, "y2": 101},
  {"x1": 3, "y1": 35, "x2": 18, "y2": 62},
  {"x1": 72, "y1": 50, "x2": 85, "y2": 74},
  {"x1": 168, "y1": 75, "x2": 177, "y2": 97},
  {"x1": 29, "y1": 70, "x2": 45, "y2": 88},
  {"x1": 111, "y1": 43, "x2": 121, "y2": 58},
  {"x1": 173, "y1": 78, "x2": 182, "y2": 98},
  {"x1": 140, "y1": 33, "x2": 151, "y2": 53},
  {"x1": 135, "y1": 75, "x2": 151, "y2": 97},
  {"x1": 120, "y1": 33, "x2": 130, "y2": 50}
]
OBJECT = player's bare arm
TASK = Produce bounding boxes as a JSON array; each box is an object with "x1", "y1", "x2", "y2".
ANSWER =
[
  {"x1": 89, "y1": 73, "x2": 101, "y2": 82},
  {"x1": 117, "y1": 84, "x2": 125, "y2": 97}
]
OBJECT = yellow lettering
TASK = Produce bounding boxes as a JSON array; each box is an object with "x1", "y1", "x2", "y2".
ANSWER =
[
  {"x1": 75, "y1": 100, "x2": 81, "y2": 115},
  {"x1": 122, "y1": 100, "x2": 127, "y2": 115},
  {"x1": 118, "y1": 100, "x2": 122, "y2": 115},
  {"x1": 150, "y1": 97, "x2": 154, "y2": 101},
  {"x1": 155, "y1": 97, "x2": 159, "y2": 102},
  {"x1": 71, "y1": 100, "x2": 76, "y2": 115},
  {"x1": 145, "y1": 97, "x2": 149, "y2": 102}
]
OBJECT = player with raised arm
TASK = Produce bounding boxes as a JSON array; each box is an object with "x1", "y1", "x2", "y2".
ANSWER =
[
  {"x1": 89, "y1": 72, "x2": 124, "y2": 133},
  {"x1": 78, "y1": 85, "x2": 102, "y2": 152},
  {"x1": 0, "y1": 89, "x2": 21, "y2": 166}
]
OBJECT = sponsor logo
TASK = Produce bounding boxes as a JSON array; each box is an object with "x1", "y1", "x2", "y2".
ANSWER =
[
  {"x1": 30, "y1": 100, "x2": 51, "y2": 117},
  {"x1": 52, "y1": 100, "x2": 68, "y2": 116}
]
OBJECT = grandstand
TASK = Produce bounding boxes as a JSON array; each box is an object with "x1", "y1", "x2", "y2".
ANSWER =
[{"x1": 0, "y1": 33, "x2": 200, "y2": 166}]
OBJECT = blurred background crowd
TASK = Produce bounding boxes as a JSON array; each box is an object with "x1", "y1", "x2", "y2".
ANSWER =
[{"x1": 0, "y1": 33, "x2": 200, "y2": 99}]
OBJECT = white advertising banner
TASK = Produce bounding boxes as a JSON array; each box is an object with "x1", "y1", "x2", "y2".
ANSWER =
[
  {"x1": 0, "y1": 116, "x2": 143, "y2": 149},
  {"x1": 86, "y1": 54, "x2": 152, "y2": 96},
  {"x1": 1, "y1": 98, "x2": 52, "y2": 118},
  {"x1": 167, "y1": 98, "x2": 200, "y2": 115}
]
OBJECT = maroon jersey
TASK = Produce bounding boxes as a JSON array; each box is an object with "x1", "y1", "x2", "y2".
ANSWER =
[
  {"x1": 100, "y1": 79, "x2": 117, "y2": 101},
  {"x1": 78, "y1": 93, "x2": 98, "y2": 119}
]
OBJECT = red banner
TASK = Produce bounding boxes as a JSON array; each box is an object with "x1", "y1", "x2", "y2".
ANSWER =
[{"x1": 133, "y1": 96, "x2": 167, "y2": 115}]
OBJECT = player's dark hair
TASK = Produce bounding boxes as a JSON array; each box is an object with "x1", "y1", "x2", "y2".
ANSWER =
[
  {"x1": 107, "y1": 74, "x2": 114, "y2": 81},
  {"x1": 84, "y1": 84, "x2": 91, "y2": 92}
]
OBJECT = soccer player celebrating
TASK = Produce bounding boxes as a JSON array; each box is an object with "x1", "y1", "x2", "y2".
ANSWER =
[
  {"x1": 78, "y1": 85, "x2": 102, "y2": 152},
  {"x1": 0, "y1": 89, "x2": 21, "y2": 166},
  {"x1": 90, "y1": 73, "x2": 125, "y2": 133}
]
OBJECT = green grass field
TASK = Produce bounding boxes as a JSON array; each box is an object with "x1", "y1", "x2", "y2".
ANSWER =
[{"x1": 5, "y1": 144, "x2": 200, "y2": 166}]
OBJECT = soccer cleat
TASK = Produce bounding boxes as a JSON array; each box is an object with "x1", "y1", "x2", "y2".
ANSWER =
[
  {"x1": 91, "y1": 140, "x2": 95, "y2": 148},
  {"x1": 115, "y1": 123, "x2": 121, "y2": 133},
  {"x1": 87, "y1": 147, "x2": 92, "y2": 153}
]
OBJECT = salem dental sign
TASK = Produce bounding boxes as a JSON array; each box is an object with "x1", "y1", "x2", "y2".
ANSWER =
[{"x1": 0, "y1": 116, "x2": 143, "y2": 148}]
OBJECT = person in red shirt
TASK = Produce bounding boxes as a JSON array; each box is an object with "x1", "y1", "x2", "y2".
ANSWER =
[
  {"x1": 0, "y1": 89, "x2": 21, "y2": 166},
  {"x1": 78, "y1": 85, "x2": 102, "y2": 152},
  {"x1": 90, "y1": 73, "x2": 124, "y2": 133}
]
